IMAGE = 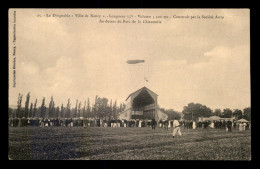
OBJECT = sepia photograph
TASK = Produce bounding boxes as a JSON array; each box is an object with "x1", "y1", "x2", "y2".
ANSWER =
[{"x1": 8, "y1": 8, "x2": 251, "y2": 160}]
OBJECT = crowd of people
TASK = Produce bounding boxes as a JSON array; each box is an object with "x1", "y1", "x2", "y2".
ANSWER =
[
  {"x1": 158, "y1": 119, "x2": 250, "y2": 132},
  {"x1": 181, "y1": 120, "x2": 250, "y2": 131},
  {"x1": 8, "y1": 117, "x2": 158, "y2": 128},
  {"x1": 8, "y1": 117, "x2": 250, "y2": 131}
]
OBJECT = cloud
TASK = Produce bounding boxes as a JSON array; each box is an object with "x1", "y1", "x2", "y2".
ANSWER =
[
  {"x1": 20, "y1": 61, "x2": 39, "y2": 75},
  {"x1": 187, "y1": 45, "x2": 250, "y2": 110}
]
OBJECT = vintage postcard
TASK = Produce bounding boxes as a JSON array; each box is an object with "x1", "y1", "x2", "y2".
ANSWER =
[{"x1": 8, "y1": 9, "x2": 250, "y2": 160}]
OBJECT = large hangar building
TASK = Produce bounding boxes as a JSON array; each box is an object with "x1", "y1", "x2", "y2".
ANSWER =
[{"x1": 119, "y1": 87, "x2": 168, "y2": 121}]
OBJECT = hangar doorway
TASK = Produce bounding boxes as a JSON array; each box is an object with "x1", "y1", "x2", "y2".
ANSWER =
[{"x1": 131, "y1": 89, "x2": 156, "y2": 119}]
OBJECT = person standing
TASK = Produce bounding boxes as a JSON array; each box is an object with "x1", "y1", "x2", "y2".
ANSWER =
[
  {"x1": 136, "y1": 119, "x2": 139, "y2": 127},
  {"x1": 238, "y1": 122, "x2": 243, "y2": 131},
  {"x1": 209, "y1": 121, "x2": 214, "y2": 128},
  {"x1": 141, "y1": 120, "x2": 145, "y2": 127},
  {"x1": 172, "y1": 117, "x2": 182, "y2": 138},
  {"x1": 201, "y1": 121, "x2": 204, "y2": 129},
  {"x1": 242, "y1": 123, "x2": 246, "y2": 131},
  {"x1": 124, "y1": 120, "x2": 127, "y2": 127},
  {"x1": 192, "y1": 121, "x2": 197, "y2": 129},
  {"x1": 233, "y1": 121, "x2": 237, "y2": 129},
  {"x1": 151, "y1": 118, "x2": 156, "y2": 130},
  {"x1": 227, "y1": 120, "x2": 232, "y2": 132},
  {"x1": 164, "y1": 119, "x2": 169, "y2": 131},
  {"x1": 100, "y1": 119, "x2": 103, "y2": 127},
  {"x1": 159, "y1": 119, "x2": 162, "y2": 128},
  {"x1": 139, "y1": 119, "x2": 142, "y2": 127}
]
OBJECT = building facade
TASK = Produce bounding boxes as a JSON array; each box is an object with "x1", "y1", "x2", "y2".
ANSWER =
[{"x1": 119, "y1": 87, "x2": 168, "y2": 121}]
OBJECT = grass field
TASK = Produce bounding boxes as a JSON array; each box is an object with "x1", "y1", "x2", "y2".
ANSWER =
[{"x1": 8, "y1": 126, "x2": 251, "y2": 160}]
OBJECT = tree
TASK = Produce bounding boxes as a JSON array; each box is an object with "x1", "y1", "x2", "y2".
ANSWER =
[
  {"x1": 78, "y1": 101, "x2": 81, "y2": 117},
  {"x1": 119, "y1": 103, "x2": 125, "y2": 112},
  {"x1": 17, "y1": 93, "x2": 23, "y2": 118},
  {"x1": 213, "y1": 109, "x2": 222, "y2": 117},
  {"x1": 48, "y1": 96, "x2": 55, "y2": 118},
  {"x1": 91, "y1": 104, "x2": 95, "y2": 118},
  {"x1": 83, "y1": 101, "x2": 86, "y2": 118},
  {"x1": 94, "y1": 97, "x2": 109, "y2": 119},
  {"x1": 29, "y1": 102, "x2": 33, "y2": 118},
  {"x1": 8, "y1": 107, "x2": 13, "y2": 118},
  {"x1": 233, "y1": 109, "x2": 243, "y2": 120},
  {"x1": 105, "y1": 104, "x2": 111, "y2": 120},
  {"x1": 66, "y1": 99, "x2": 71, "y2": 118},
  {"x1": 86, "y1": 98, "x2": 91, "y2": 118},
  {"x1": 74, "y1": 99, "x2": 78, "y2": 118},
  {"x1": 221, "y1": 108, "x2": 232, "y2": 118},
  {"x1": 112, "y1": 100, "x2": 117, "y2": 119},
  {"x1": 32, "y1": 99, "x2": 37, "y2": 118},
  {"x1": 54, "y1": 106, "x2": 60, "y2": 118},
  {"x1": 108, "y1": 99, "x2": 113, "y2": 120},
  {"x1": 119, "y1": 103, "x2": 123, "y2": 112},
  {"x1": 182, "y1": 103, "x2": 213, "y2": 120},
  {"x1": 11, "y1": 108, "x2": 16, "y2": 118},
  {"x1": 60, "y1": 104, "x2": 64, "y2": 118},
  {"x1": 243, "y1": 107, "x2": 251, "y2": 121},
  {"x1": 40, "y1": 97, "x2": 46, "y2": 118},
  {"x1": 121, "y1": 103, "x2": 126, "y2": 112},
  {"x1": 93, "y1": 95, "x2": 98, "y2": 119},
  {"x1": 160, "y1": 108, "x2": 181, "y2": 120},
  {"x1": 24, "y1": 92, "x2": 30, "y2": 118}
]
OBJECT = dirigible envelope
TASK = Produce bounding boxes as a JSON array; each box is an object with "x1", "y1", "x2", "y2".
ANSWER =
[{"x1": 126, "y1": 60, "x2": 145, "y2": 64}]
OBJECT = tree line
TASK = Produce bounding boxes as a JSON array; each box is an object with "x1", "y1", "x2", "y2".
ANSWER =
[
  {"x1": 181, "y1": 103, "x2": 251, "y2": 121},
  {"x1": 157, "y1": 103, "x2": 250, "y2": 121},
  {"x1": 159, "y1": 108, "x2": 182, "y2": 120},
  {"x1": 9, "y1": 92, "x2": 251, "y2": 121},
  {"x1": 9, "y1": 92, "x2": 126, "y2": 120}
]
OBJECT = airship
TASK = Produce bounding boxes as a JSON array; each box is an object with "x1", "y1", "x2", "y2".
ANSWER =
[{"x1": 126, "y1": 60, "x2": 145, "y2": 64}]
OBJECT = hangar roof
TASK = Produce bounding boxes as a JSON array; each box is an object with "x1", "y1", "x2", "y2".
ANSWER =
[{"x1": 125, "y1": 87, "x2": 158, "y2": 101}]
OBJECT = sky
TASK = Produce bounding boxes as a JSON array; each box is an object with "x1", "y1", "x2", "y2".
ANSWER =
[{"x1": 8, "y1": 9, "x2": 250, "y2": 112}]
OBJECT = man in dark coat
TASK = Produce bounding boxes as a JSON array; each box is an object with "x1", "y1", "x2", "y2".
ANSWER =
[
  {"x1": 222, "y1": 120, "x2": 226, "y2": 129},
  {"x1": 227, "y1": 120, "x2": 232, "y2": 132},
  {"x1": 164, "y1": 120, "x2": 169, "y2": 131},
  {"x1": 151, "y1": 118, "x2": 156, "y2": 130},
  {"x1": 233, "y1": 121, "x2": 237, "y2": 129},
  {"x1": 136, "y1": 119, "x2": 139, "y2": 127}
]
